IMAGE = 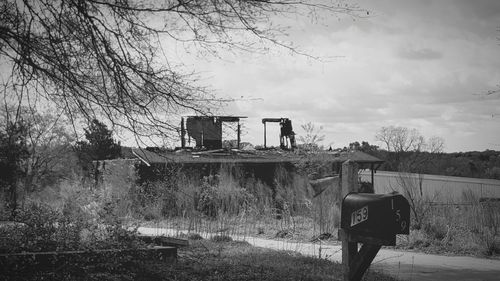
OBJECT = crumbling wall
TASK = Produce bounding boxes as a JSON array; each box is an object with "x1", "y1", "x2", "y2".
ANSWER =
[{"x1": 186, "y1": 117, "x2": 222, "y2": 149}]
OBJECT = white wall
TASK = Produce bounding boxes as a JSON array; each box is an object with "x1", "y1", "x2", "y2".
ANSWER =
[{"x1": 360, "y1": 171, "x2": 500, "y2": 203}]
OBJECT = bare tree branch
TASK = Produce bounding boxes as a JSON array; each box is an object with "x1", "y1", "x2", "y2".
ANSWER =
[{"x1": 1, "y1": 0, "x2": 367, "y2": 144}]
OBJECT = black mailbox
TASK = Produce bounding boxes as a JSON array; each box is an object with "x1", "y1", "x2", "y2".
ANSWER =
[{"x1": 341, "y1": 192, "x2": 410, "y2": 245}]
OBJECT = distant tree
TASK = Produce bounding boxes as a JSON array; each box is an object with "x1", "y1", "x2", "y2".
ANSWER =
[
  {"x1": 360, "y1": 141, "x2": 379, "y2": 153},
  {"x1": 25, "y1": 112, "x2": 76, "y2": 190},
  {"x1": 347, "y1": 141, "x2": 379, "y2": 154},
  {"x1": 1, "y1": 106, "x2": 77, "y2": 193},
  {"x1": 74, "y1": 119, "x2": 121, "y2": 188},
  {"x1": 425, "y1": 136, "x2": 445, "y2": 153},
  {"x1": 348, "y1": 141, "x2": 361, "y2": 151},
  {"x1": 375, "y1": 126, "x2": 425, "y2": 153},
  {"x1": 0, "y1": 120, "x2": 29, "y2": 216},
  {"x1": 298, "y1": 122, "x2": 325, "y2": 150},
  {"x1": 375, "y1": 126, "x2": 449, "y2": 175},
  {"x1": 75, "y1": 119, "x2": 121, "y2": 161}
]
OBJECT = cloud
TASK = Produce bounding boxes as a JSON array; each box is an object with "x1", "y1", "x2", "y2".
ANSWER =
[
  {"x1": 178, "y1": 0, "x2": 500, "y2": 152},
  {"x1": 398, "y1": 46, "x2": 443, "y2": 60},
  {"x1": 455, "y1": 0, "x2": 500, "y2": 20}
]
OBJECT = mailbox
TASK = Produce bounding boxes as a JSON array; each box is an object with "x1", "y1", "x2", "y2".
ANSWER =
[{"x1": 341, "y1": 192, "x2": 410, "y2": 245}]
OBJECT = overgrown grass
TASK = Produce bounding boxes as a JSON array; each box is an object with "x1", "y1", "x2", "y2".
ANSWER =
[
  {"x1": 128, "y1": 164, "x2": 499, "y2": 258},
  {"x1": 0, "y1": 235, "x2": 399, "y2": 281},
  {"x1": 395, "y1": 190, "x2": 500, "y2": 257},
  {"x1": 0, "y1": 179, "x2": 144, "y2": 254},
  {"x1": 130, "y1": 162, "x2": 340, "y2": 245},
  {"x1": 138, "y1": 239, "x2": 397, "y2": 281},
  {"x1": 168, "y1": 239, "x2": 398, "y2": 281}
]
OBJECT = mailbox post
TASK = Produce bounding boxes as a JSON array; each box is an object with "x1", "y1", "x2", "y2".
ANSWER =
[{"x1": 340, "y1": 161, "x2": 410, "y2": 281}]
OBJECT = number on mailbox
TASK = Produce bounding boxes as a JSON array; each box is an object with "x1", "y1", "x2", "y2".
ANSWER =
[{"x1": 351, "y1": 206, "x2": 368, "y2": 226}]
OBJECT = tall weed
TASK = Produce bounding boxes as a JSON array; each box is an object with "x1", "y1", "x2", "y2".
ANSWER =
[{"x1": 1, "y1": 178, "x2": 143, "y2": 254}]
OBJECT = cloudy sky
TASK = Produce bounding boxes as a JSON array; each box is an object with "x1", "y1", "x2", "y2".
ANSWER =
[{"x1": 184, "y1": 0, "x2": 500, "y2": 152}]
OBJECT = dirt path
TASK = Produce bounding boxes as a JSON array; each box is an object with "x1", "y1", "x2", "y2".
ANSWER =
[{"x1": 138, "y1": 227, "x2": 500, "y2": 281}]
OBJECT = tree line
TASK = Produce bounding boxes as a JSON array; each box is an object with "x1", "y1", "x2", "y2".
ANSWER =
[
  {"x1": 0, "y1": 110, "x2": 121, "y2": 217},
  {"x1": 345, "y1": 126, "x2": 500, "y2": 180}
]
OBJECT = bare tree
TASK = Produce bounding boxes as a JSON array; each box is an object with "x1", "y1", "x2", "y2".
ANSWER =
[
  {"x1": 375, "y1": 126, "x2": 426, "y2": 153},
  {"x1": 374, "y1": 126, "x2": 393, "y2": 151},
  {"x1": 378, "y1": 127, "x2": 446, "y2": 228},
  {"x1": 425, "y1": 136, "x2": 445, "y2": 153},
  {"x1": 298, "y1": 122, "x2": 325, "y2": 150},
  {"x1": 0, "y1": 0, "x2": 366, "y2": 143},
  {"x1": 1, "y1": 106, "x2": 75, "y2": 192}
]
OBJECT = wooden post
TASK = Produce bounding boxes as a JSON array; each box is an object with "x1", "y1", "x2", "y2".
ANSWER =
[
  {"x1": 237, "y1": 122, "x2": 241, "y2": 149},
  {"x1": 370, "y1": 163, "x2": 374, "y2": 187},
  {"x1": 342, "y1": 160, "x2": 358, "y2": 196},
  {"x1": 341, "y1": 160, "x2": 358, "y2": 281},
  {"x1": 181, "y1": 117, "x2": 186, "y2": 148},
  {"x1": 341, "y1": 160, "x2": 383, "y2": 281},
  {"x1": 263, "y1": 123, "x2": 267, "y2": 148}
]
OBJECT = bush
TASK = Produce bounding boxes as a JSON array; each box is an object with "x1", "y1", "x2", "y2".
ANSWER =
[
  {"x1": 0, "y1": 190, "x2": 143, "y2": 254},
  {"x1": 423, "y1": 217, "x2": 449, "y2": 241},
  {"x1": 188, "y1": 233, "x2": 204, "y2": 240},
  {"x1": 483, "y1": 236, "x2": 500, "y2": 256},
  {"x1": 211, "y1": 235, "x2": 233, "y2": 242},
  {"x1": 198, "y1": 176, "x2": 219, "y2": 218},
  {"x1": 477, "y1": 228, "x2": 500, "y2": 256},
  {"x1": 129, "y1": 179, "x2": 180, "y2": 220},
  {"x1": 197, "y1": 175, "x2": 255, "y2": 218}
]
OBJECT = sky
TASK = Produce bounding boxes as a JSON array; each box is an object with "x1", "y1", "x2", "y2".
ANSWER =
[{"x1": 177, "y1": 0, "x2": 500, "y2": 153}]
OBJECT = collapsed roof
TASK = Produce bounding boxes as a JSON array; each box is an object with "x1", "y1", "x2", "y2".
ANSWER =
[{"x1": 130, "y1": 147, "x2": 383, "y2": 168}]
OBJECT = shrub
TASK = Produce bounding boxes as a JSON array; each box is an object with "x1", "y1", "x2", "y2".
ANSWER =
[
  {"x1": 188, "y1": 233, "x2": 204, "y2": 240},
  {"x1": 476, "y1": 228, "x2": 500, "y2": 256},
  {"x1": 257, "y1": 227, "x2": 265, "y2": 235},
  {"x1": 198, "y1": 176, "x2": 219, "y2": 218},
  {"x1": 129, "y1": 178, "x2": 180, "y2": 220},
  {"x1": 482, "y1": 236, "x2": 500, "y2": 256},
  {"x1": 211, "y1": 235, "x2": 233, "y2": 242},
  {"x1": 423, "y1": 217, "x2": 449, "y2": 241},
  {"x1": 197, "y1": 175, "x2": 255, "y2": 218},
  {"x1": 1, "y1": 187, "x2": 143, "y2": 254}
]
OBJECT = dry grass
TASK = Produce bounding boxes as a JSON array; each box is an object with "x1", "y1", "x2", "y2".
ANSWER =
[
  {"x1": 134, "y1": 239, "x2": 399, "y2": 281},
  {"x1": 131, "y1": 162, "x2": 338, "y2": 243},
  {"x1": 21, "y1": 163, "x2": 499, "y2": 259},
  {"x1": 394, "y1": 195, "x2": 500, "y2": 257},
  {"x1": 129, "y1": 164, "x2": 499, "y2": 258},
  {"x1": 1, "y1": 237, "x2": 400, "y2": 280}
]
